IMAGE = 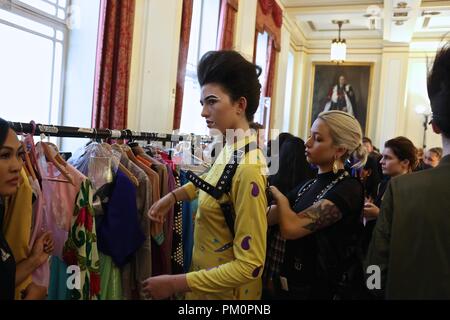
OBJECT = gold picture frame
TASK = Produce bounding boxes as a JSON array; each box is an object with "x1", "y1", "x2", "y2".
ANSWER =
[{"x1": 308, "y1": 62, "x2": 374, "y2": 135}]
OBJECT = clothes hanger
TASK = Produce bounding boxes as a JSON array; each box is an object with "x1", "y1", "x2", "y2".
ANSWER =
[
  {"x1": 101, "y1": 141, "x2": 139, "y2": 187},
  {"x1": 38, "y1": 135, "x2": 75, "y2": 186},
  {"x1": 46, "y1": 142, "x2": 68, "y2": 166},
  {"x1": 21, "y1": 141, "x2": 37, "y2": 181},
  {"x1": 16, "y1": 123, "x2": 38, "y2": 181}
]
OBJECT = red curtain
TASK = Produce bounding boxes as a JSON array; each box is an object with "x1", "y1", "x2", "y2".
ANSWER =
[
  {"x1": 258, "y1": 0, "x2": 273, "y2": 15},
  {"x1": 173, "y1": 0, "x2": 194, "y2": 131},
  {"x1": 264, "y1": 37, "x2": 277, "y2": 98},
  {"x1": 256, "y1": 0, "x2": 282, "y2": 51},
  {"x1": 272, "y1": 2, "x2": 283, "y2": 28},
  {"x1": 217, "y1": 0, "x2": 239, "y2": 50},
  {"x1": 92, "y1": 0, "x2": 136, "y2": 130},
  {"x1": 255, "y1": 0, "x2": 282, "y2": 129}
]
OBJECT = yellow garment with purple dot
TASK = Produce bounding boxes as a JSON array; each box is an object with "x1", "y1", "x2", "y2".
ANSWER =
[{"x1": 183, "y1": 135, "x2": 268, "y2": 300}]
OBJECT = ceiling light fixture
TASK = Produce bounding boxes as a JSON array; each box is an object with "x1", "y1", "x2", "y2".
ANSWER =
[{"x1": 330, "y1": 20, "x2": 348, "y2": 64}]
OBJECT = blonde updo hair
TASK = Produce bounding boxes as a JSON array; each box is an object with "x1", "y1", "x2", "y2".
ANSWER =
[{"x1": 317, "y1": 110, "x2": 368, "y2": 169}]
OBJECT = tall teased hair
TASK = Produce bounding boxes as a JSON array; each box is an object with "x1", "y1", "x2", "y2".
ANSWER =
[{"x1": 197, "y1": 50, "x2": 262, "y2": 122}]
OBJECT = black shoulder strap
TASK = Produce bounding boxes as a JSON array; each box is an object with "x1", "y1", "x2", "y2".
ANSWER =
[
  {"x1": 187, "y1": 142, "x2": 257, "y2": 199},
  {"x1": 186, "y1": 142, "x2": 257, "y2": 236}
]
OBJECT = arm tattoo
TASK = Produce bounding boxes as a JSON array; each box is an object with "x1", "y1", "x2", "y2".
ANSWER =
[{"x1": 297, "y1": 199, "x2": 342, "y2": 232}]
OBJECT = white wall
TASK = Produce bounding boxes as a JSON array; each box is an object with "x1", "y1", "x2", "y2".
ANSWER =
[
  {"x1": 234, "y1": 0, "x2": 257, "y2": 61},
  {"x1": 405, "y1": 55, "x2": 442, "y2": 149},
  {"x1": 128, "y1": 0, "x2": 183, "y2": 133},
  {"x1": 61, "y1": 0, "x2": 101, "y2": 152},
  {"x1": 375, "y1": 47, "x2": 410, "y2": 148}
]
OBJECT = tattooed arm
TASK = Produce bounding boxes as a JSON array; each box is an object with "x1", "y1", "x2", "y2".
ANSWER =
[
  {"x1": 284, "y1": 199, "x2": 342, "y2": 239},
  {"x1": 269, "y1": 186, "x2": 342, "y2": 240}
]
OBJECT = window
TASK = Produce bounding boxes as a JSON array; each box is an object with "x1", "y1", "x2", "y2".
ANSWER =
[
  {"x1": 0, "y1": 0, "x2": 70, "y2": 125},
  {"x1": 253, "y1": 31, "x2": 272, "y2": 141},
  {"x1": 283, "y1": 51, "x2": 294, "y2": 132},
  {"x1": 179, "y1": 0, "x2": 221, "y2": 135}
]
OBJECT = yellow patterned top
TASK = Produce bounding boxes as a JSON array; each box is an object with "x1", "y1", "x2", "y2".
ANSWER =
[{"x1": 183, "y1": 135, "x2": 268, "y2": 300}]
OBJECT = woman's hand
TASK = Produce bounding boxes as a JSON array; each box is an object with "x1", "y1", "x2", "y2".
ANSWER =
[
  {"x1": 147, "y1": 194, "x2": 175, "y2": 224},
  {"x1": 142, "y1": 274, "x2": 189, "y2": 300},
  {"x1": 269, "y1": 186, "x2": 289, "y2": 208},
  {"x1": 21, "y1": 282, "x2": 47, "y2": 300},
  {"x1": 142, "y1": 275, "x2": 175, "y2": 300},
  {"x1": 363, "y1": 202, "x2": 380, "y2": 219},
  {"x1": 30, "y1": 231, "x2": 53, "y2": 267}
]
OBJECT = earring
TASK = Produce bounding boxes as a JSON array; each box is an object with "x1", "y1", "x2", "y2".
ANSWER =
[{"x1": 333, "y1": 156, "x2": 339, "y2": 174}]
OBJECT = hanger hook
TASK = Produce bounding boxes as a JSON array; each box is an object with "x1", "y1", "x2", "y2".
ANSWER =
[{"x1": 30, "y1": 120, "x2": 37, "y2": 135}]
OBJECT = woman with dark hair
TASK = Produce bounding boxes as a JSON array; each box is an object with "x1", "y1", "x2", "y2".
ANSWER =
[
  {"x1": 424, "y1": 147, "x2": 443, "y2": 168},
  {"x1": 360, "y1": 155, "x2": 382, "y2": 202},
  {"x1": 362, "y1": 136, "x2": 417, "y2": 254},
  {"x1": 143, "y1": 51, "x2": 268, "y2": 300},
  {"x1": 263, "y1": 134, "x2": 316, "y2": 299},
  {"x1": 363, "y1": 136, "x2": 417, "y2": 220},
  {"x1": 0, "y1": 118, "x2": 54, "y2": 300},
  {"x1": 267, "y1": 110, "x2": 368, "y2": 299}
]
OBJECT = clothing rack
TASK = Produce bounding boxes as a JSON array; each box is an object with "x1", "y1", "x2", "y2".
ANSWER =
[{"x1": 9, "y1": 121, "x2": 210, "y2": 144}]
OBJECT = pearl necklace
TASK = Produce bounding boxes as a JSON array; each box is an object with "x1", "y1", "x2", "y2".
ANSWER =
[{"x1": 294, "y1": 171, "x2": 349, "y2": 206}]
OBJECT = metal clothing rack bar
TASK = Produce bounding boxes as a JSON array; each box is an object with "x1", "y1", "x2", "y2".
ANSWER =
[{"x1": 8, "y1": 121, "x2": 196, "y2": 143}]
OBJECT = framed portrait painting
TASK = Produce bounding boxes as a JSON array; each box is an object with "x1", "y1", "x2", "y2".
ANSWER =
[{"x1": 309, "y1": 62, "x2": 373, "y2": 134}]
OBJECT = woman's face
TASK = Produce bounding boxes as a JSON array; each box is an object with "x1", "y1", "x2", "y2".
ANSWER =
[
  {"x1": 424, "y1": 150, "x2": 440, "y2": 167},
  {"x1": 380, "y1": 147, "x2": 409, "y2": 177},
  {"x1": 304, "y1": 118, "x2": 339, "y2": 167},
  {"x1": 200, "y1": 83, "x2": 245, "y2": 135},
  {"x1": 0, "y1": 129, "x2": 24, "y2": 196}
]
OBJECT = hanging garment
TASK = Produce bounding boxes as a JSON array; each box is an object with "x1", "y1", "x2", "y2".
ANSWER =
[
  {"x1": 35, "y1": 143, "x2": 86, "y2": 258},
  {"x1": 96, "y1": 170, "x2": 145, "y2": 267},
  {"x1": 118, "y1": 153, "x2": 153, "y2": 299},
  {"x1": 69, "y1": 143, "x2": 120, "y2": 300},
  {"x1": 180, "y1": 170, "x2": 196, "y2": 273},
  {"x1": 47, "y1": 256, "x2": 70, "y2": 300},
  {"x1": 171, "y1": 170, "x2": 184, "y2": 274},
  {"x1": 28, "y1": 177, "x2": 49, "y2": 287},
  {"x1": 23, "y1": 134, "x2": 50, "y2": 289},
  {"x1": 63, "y1": 179, "x2": 101, "y2": 300},
  {"x1": 3, "y1": 168, "x2": 33, "y2": 299},
  {"x1": 36, "y1": 143, "x2": 99, "y2": 300},
  {"x1": 99, "y1": 252, "x2": 122, "y2": 300}
]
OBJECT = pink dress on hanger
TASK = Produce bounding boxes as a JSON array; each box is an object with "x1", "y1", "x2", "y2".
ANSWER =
[{"x1": 35, "y1": 142, "x2": 85, "y2": 258}]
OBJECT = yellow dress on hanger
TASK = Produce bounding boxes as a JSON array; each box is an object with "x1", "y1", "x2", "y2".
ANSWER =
[
  {"x1": 184, "y1": 135, "x2": 268, "y2": 300},
  {"x1": 3, "y1": 168, "x2": 33, "y2": 299}
]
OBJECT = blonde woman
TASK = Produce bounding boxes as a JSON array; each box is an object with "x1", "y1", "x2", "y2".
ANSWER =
[{"x1": 268, "y1": 110, "x2": 368, "y2": 299}]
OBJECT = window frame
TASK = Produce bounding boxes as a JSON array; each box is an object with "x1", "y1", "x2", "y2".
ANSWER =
[{"x1": 0, "y1": 0, "x2": 70, "y2": 126}]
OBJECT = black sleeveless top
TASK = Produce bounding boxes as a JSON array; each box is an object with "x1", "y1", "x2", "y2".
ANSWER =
[
  {"x1": 280, "y1": 170, "x2": 364, "y2": 299},
  {"x1": 0, "y1": 199, "x2": 16, "y2": 300}
]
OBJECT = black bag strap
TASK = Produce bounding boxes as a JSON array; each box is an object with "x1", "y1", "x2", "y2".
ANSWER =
[
  {"x1": 186, "y1": 142, "x2": 257, "y2": 199},
  {"x1": 186, "y1": 142, "x2": 257, "y2": 236}
]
